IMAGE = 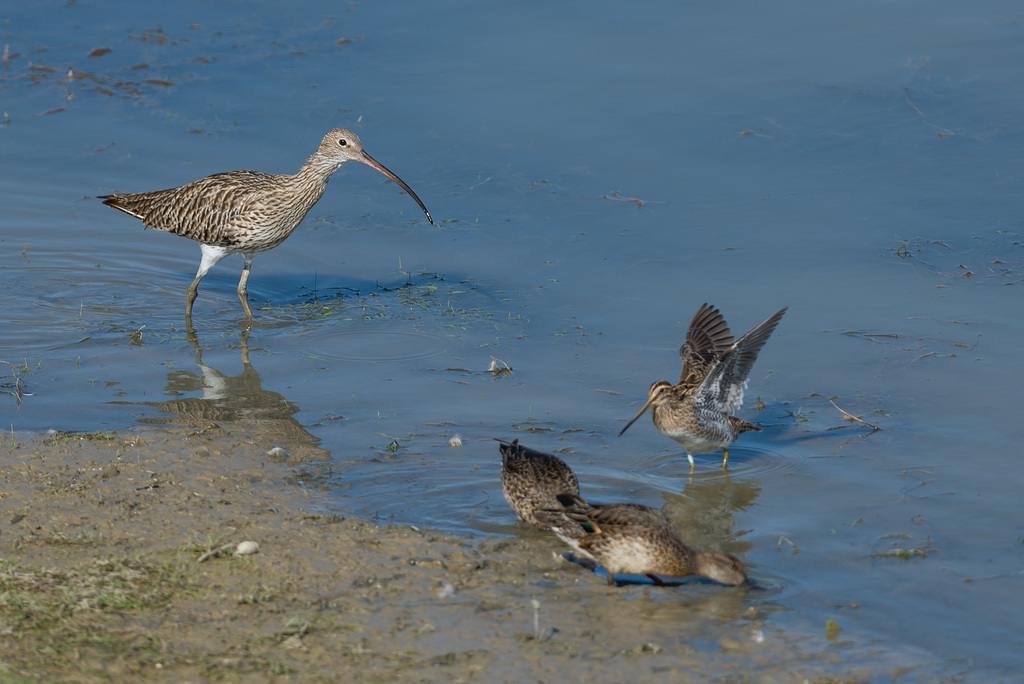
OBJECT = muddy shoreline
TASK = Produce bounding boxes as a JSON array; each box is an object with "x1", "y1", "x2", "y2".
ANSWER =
[{"x1": 0, "y1": 428, "x2": 923, "y2": 682}]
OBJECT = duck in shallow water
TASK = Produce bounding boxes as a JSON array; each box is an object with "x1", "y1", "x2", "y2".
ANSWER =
[
  {"x1": 535, "y1": 494, "x2": 749, "y2": 587},
  {"x1": 498, "y1": 439, "x2": 581, "y2": 530}
]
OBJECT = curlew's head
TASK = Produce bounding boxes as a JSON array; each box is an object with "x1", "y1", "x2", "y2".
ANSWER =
[
  {"x1": 618, "y1": 380, "x2": 674, "y2": 437},
  {"x1": 314, "y1": 128, "x2": 433, "y2": 225}
]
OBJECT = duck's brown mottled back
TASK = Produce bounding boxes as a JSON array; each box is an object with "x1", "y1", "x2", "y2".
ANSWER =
[
  {"x1": 498, "y1": 439, "x2": 580, "y2": 529},
  {"x1": 537, "y1": 495, "x2": 748, "y2": 587}
]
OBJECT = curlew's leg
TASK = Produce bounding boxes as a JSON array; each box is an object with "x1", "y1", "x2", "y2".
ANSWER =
[
  {"x1": 187, "y1": 244, "x2": 233, "y2": 317},
  {"x1": 722, "y1": 448, "x2": 730, "y2": 469},
  {"x1": 606, "y1": 571, "x2": 616, "y2": 587},
  {"x1": 237, "y1": 253, "x2": 255, "y2": 318},
  {"x1": 686, "y1": 451, "x2": 696, "y2": 472},
  {"x1": 186, "y1": 281, "x2": 199, "y2": 317}
]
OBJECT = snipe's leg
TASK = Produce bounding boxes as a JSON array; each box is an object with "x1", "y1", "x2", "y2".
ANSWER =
[{"x1": 237, "y1": 253, "x2": 255, "y2": 319}]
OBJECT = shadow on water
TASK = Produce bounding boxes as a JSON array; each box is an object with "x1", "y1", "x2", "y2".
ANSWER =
[{"x1": 111, "y1": 326, "x2": 330, "y2": 465}]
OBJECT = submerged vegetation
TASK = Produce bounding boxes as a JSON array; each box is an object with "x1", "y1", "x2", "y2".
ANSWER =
[
  {"x1": 1, "y1": 361, "x2": 32, "y2": 404},
  {"x1": 286, "y1": 272, "x2": 502, "y2": 331}
]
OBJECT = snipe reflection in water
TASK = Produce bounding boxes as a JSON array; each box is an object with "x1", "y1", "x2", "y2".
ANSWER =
[
  {"x1": 113, "y1": 327, "x2": 329, "y2": 464},
  {"x1": 659, "y1": 476, "x2": 760, "y2": 557}
]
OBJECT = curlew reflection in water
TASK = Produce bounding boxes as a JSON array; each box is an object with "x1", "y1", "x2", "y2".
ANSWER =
[{"x1": 115, "y1": 327, "x2": 330, "y2": 465}]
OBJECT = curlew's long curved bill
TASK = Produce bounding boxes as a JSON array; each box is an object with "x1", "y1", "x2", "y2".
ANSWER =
[
  {"x1": 618, "y1": 394, "x2": 658, "y2": 437},
  {"x1": 357, "y1": 150, "x2": 434, "y2": 225}
]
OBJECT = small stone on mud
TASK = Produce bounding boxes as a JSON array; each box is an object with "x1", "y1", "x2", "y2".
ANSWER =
[
  {"x1": 234, "y1": 540, "x2": 259, "y2": 556},
  {"x1": 281, "y1": 634, "x2": 307, "y2": 650},
  {"x1": 266, "y1": 447, "x2": 289, "y2": 460},
  {"x1": 718, "y1": 636, "x2": 745, "y2": 651}
]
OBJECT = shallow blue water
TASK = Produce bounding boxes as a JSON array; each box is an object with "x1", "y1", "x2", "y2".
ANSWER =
[{"x1": 3, "y1": 0, "x2": 1024, "y2": 679}]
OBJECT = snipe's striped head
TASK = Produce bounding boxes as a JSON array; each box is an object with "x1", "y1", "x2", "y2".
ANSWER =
[{"x1": 618, "y1": 380, "x2": 674, "y2": 436}]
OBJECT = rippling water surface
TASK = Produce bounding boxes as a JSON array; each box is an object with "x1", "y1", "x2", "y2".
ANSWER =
[{"x1": 3, "y1": 0, "x2": 1023, "y2": 679}]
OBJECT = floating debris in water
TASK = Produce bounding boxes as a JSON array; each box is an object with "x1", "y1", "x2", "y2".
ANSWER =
[
  {"x1": 826, "y1": 620, "x2": 840, "y2": 641},
  {"x1": 487, "y1": 357, "x2": 513, "y2": 377},
  {"x1": 447, "y1": 357, "x2": 515, "y2": 378},
  {"x1": 448, "y1": 434, "x2": 463, "y2": 448},
  {"x1": 127, "y1": 325, "x2": 145, "y2": 345},
  {"x1": 595, "y1": 190, "x2": 663, "y2": 208}
]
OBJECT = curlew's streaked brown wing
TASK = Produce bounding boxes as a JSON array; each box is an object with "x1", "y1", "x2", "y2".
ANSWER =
[
  {"x1": 102, "y1": 171, "x2": 280, "y2": 246},
  {"x1": 678, "y1": 303, "x2": 735, "y2": 385}
]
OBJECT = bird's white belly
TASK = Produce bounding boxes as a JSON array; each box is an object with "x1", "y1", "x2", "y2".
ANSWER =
[
  {"x1": 663, "y1": 424, "x2": 733, "y2": 453},
  {"x1": 600, "y1": 538, "x2": 657, "y2": 575}
]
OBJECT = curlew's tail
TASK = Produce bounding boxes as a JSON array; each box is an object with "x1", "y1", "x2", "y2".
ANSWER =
[{"x1": 98, "y1": 193, "x2": 149, "y2": 221}]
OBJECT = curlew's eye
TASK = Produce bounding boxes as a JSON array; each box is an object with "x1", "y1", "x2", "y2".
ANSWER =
[{"x1": 337, "y1": 138, "x2": 348, "y2": 147}]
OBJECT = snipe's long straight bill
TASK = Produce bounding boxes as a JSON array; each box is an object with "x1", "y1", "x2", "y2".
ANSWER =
[
  {"x1": 618, "y1": 394, "x2": 658, "y2": 437},
  {"x1": 357, "y1": 150, "x2": 433, "y2": 225}
]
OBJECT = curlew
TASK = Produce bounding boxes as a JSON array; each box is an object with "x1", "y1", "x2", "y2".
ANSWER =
[
  {"x1": 618, "y1": 303, "x2": 787, "y2": 469},
  {"x1": 99, "y1": 128, "x2": 433, "y2": 318}
]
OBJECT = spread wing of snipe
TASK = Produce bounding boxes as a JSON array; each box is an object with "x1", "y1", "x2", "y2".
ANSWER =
[
  {"x1": 697, "y1": 306, "x2": 787, "y2": 415},
  {"x1": 678, "y1": 303, "x2": 735, "y2": 385}
]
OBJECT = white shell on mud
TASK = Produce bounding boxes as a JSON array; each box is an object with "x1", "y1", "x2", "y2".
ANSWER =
[{"x1": 234, "y1": 540, "x2": 260, "y2": 556}]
